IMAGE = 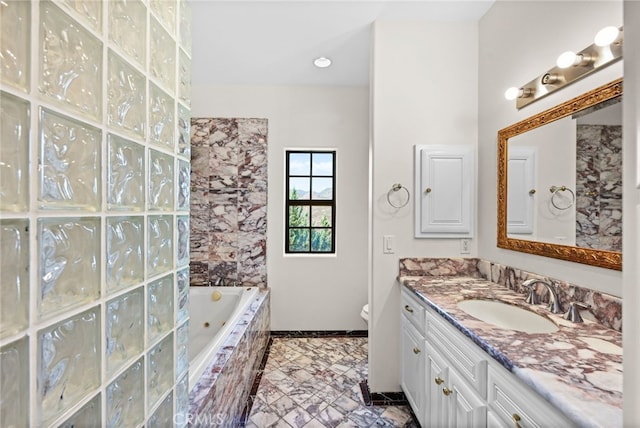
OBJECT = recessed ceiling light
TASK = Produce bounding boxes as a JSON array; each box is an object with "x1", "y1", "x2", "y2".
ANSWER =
[{"x1": 313, "y1": 57, "x2": 332, "y2": 68}]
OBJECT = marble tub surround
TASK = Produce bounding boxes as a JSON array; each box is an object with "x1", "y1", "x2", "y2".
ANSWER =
[
  {"x1": 400, "y1": 258, "x2": 622, "y2": 332},
  {"x1": 399, "y1": 275, "x2": 622, "y2": 427},
  {"x1": 188, "y1": 288, "x2": 270, "y2": 427},
  {"x1": 190, "y1": 118, "x2": 268, "y2": 287}
]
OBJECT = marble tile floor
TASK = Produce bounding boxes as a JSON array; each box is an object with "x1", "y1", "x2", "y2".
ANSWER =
[{"x1": 244, "y1": 337, "x2": 418, "y2": 427}]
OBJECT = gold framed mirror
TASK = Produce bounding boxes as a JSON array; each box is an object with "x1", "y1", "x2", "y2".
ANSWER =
[{"x1": 497, "y1": 78, "x2": 622, "y2": 270}]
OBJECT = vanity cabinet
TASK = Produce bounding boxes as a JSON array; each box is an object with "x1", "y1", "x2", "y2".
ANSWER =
[{"x1": 400, "y1": 288, "x2": 576, "y2": 428}]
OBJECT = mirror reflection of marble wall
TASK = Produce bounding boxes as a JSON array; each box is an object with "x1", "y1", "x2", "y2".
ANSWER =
[{"x1": 575, "y1": 106, "x2": 622, "y2": 252}]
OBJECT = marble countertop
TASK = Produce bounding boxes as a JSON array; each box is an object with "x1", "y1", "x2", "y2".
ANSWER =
[{"x1": 400, "y1": 275, "x2": 622, "y2": 428}]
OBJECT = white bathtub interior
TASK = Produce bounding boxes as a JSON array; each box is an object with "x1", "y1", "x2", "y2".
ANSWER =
[{"x1": 188, "y1": 286, "x2": 259, "y2": 388}]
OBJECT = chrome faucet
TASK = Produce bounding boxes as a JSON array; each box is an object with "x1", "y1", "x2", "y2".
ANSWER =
[
  {"x1": 522, "y1": 279, "x2": 563, "y2": 314},
  {"x1": 213, "y1": 276, "x2": 238, "y2": 286}
]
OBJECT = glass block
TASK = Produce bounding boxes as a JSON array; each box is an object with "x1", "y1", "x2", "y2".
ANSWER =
[
  {"x1": 38, "y1": 217, "x2": 100, "y2": 319},
  {"x1": 0, "y1": 337, "x2": 29, "y2": 428},
  {"x1": 149, "y1": 149, "x2": 174, "y2": 211},
  {"x1": 176, "y1": 268, "x2": 189, "y2": 324},
  {"x1": 106, "y1": 216, "x2": 144, "y2": 293},
  {"x1": 59, "y1": 393, "x2": 101, "y2": 428},
  {"x1": 148, "y1": 274, "x2": 174, "y2": 343},
  {"x1": 0, "y1": 219, "x2": 29, "y2": 339},
  {"x1": 38, "y1": 307, "x2": 100, "y2": 425},
  {"x1": 179, "y1": 0, "x2": 192, "y2": 55},
  {"x1": 178, "y1": 49, "x2": 191, "y2": 107},
  {"x1": 106, "y1": 357, "x2": 144, "y2": 428},
  {"x1": 107, "y1": 50, "x2": 146, "y2": 138},
  {"x1": 175, "y1": 374, "x2": 189, "y2": 428},
  {"x1": 0, "y1": 0, "x2": 30, "y2": 91},
  {"x1": 150, "y1": 16, "x2": 176, "y2": 92},
  {"x1": 106, "y1": 287, "x2": 144, "y2": 376},
  {"x1": 60, "y1": 0, "x2": 102, "y2": 33},
  {"x1": 177, "y1": 104, "x2": 191, "y2": 158},
  {"x1": 148, "y1": 215, "x2": 173, "y2": 277},
  {"x1": 149, "y1": 391, "x2": 173, "y2": 427},
  {"x1": 39, "y1": 1, "x2": 102, "y2": 121},
  {"x1": 107, "y1": 134, "x2": 145, "y2": 210},
  {"x1": 176, "y1": 321, "x2": 189, "y2": 378},
  {"x1": 151, "y1": 0, "x2": 176, "y2": 34},
  {"x1": 39, "y1": 108, "x2": 101, "y2": 210},
  {"x1": 108, "y1": 0, "x2": 146, "y2": 68},
  {"x1": 177, "y1": 216, "x2": 190, "y2": 267},
  {"x1": 149, "y1": 83, "x2": 175, "y2": 149},
  {"x1": 178, "y1": 160, "x2": 190, "y2": 211},
  {"x1": 0, "y1": 92, "x2": 30, "y2": 211},
  {"x1": 148, "y1": 333, "x2": 173, "y2": 410}
]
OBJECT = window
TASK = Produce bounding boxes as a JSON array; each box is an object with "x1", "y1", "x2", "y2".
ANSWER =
[{"x1": 285, "y1": 150, "x2": 336, "y2": 253}]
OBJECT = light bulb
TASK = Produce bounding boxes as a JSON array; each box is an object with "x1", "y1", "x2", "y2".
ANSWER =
[
  {"x1": 594, "y1": 26, "x2": 619, "y2": 46},
  {"x1": 556, "y1": 51, "x2": 577, "y2": 69},
  {"x1": 504, "y1": 87, "x2": 520, "y2": 101}
]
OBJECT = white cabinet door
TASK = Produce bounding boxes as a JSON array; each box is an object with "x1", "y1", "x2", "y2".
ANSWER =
[
  {"x1": 401, "y1": 316, "x2": 425, "y2": 425},
  {"x1": 445, "y1": 368, "x2": 487, "y2": 428},
  {"x1": 426, "y1": 342, "x2": 448, "y2": 427},
  {"x1": 414, "y1": 145, "x2": 475, "y2": 238},
  {"x1": 507, "y1": 147, "x2": 536, "y2": 235},
  {"x1": 426, "y1": 341, "x2": 486, "y2": 428}
]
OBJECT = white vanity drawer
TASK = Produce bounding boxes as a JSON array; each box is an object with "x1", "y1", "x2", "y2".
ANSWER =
[
  {"x1": 487, "y1": 364, "x2": 576, "y2": 428},
  {"x1": 425, "y1": 306, "x2": 487, "y2": 399},
  {"x1": 401, "y1": 288, "x2": 426, "y2": 335}
]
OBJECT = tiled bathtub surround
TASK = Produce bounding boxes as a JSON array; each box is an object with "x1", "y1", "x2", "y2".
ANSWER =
[
  {"x1": 399, "y1": 258, "x2": 622, "y2": 332},
  {"x1": 190, "y1": 118, "x2": 268, "y2": 287},
  {"x1": 0, "y1": 1, "x2": 192, "y2": 426},
  {"x1": 188, "y1": 289, "x2": 270, "y2": 427}
]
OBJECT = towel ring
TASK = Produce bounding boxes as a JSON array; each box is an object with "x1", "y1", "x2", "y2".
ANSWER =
[
  {"x1": 549, "y1": 185, "x2": 575, "y2": 210},
  {"x1": 387, "y1": 183, "x2": 410, "y2": 208}
]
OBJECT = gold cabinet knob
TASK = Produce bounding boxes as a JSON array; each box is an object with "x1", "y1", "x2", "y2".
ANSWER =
[
  {"x1": 434, "y1": 377, "x2": 444, "y2": 385},
  {"x1": 529, "y1": 189, "x2": 536, "y2": 195},
  {"x1": 425, "y1": 187, "x2": 432, "y2": 193},
  {"x1": 404, "y1": 305, "x2": 414, "y2": 313},
  {"x1": 413, "y1": 347, "x2": 420, "y2": 354},
  {"x1": 442, "y1": 387, "x2": 452, "y2": 396},
  {"x1": 512, "y1": 413, "x2": 522, "y2": 428}
]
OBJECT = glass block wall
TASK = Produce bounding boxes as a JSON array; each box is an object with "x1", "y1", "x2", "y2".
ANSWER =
[{"x1": 0, "y1": 1, "x2": 192, "y2": 426}]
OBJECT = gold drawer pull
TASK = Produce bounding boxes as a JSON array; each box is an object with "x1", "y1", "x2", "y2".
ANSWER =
[
  {"x1": 434, "y1": 377, "x2": 444, "y2": 385},
  {"x1": 442, "y1": 387, "x2": 452, "y2": 396},
  {"x1": 512, "y1": 413, "x2": 522, "y2": 428},
  {"x1": 404, "y1": 305, "x2": 414, "y2": 313},
  {"x1": 413, "y1": 347, "x2": 420, "y2": 354}
]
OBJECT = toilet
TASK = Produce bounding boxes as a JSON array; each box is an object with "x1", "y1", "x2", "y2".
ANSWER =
[{"x1": 360, "y1": 304, "x2": 369, "y2": 324}]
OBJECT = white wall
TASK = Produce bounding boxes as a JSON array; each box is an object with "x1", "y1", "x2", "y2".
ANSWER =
[
  {"x1": 478, "y1": 1, "x2": 623, "y2": 298},
  {"x1": 191, "y1": 84, "x2": 370, "y2": 330},
  {"x1": 369, "y1": 21, "x2": 479, "y2": 391},
  {"x1": 623, "y1": 1, "x2": 640, "y2": 424}
]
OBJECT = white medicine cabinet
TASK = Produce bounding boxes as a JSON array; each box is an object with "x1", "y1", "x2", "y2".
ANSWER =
[{"x1": 414, "y1": 145, "x2": 475, "y2": 238}]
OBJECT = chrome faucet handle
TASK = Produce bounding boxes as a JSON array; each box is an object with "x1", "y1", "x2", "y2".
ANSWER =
[
  {"x1": 563, "y1": 302, "x2": 591, "y2": 323},
  {"x1": 522, "y1": 279, "x2": 541, "y2": 305},
  {"x1": 542, "y1": 281, "x2": 564, "y2": 314}
]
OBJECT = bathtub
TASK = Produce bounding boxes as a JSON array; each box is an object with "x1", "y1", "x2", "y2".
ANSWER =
[{"x1": 188, "y1": 286, "x2": 259, "y2": 388}]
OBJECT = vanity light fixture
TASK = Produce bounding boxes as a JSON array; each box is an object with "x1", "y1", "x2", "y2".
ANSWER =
[
  {"x1": 556, "y1": 51, "x2": 594, "y2": 69},
  {"x1": 507, "y1": 26, "x2": 623, "y2": 109},
  {"x1": 594, "y1": 26, "x2": 620, "y2": 47},
  {"x1": 313, "y1": 57, "x2": 332, "y2": 68},
  {"x1": 504, "y1": 87, "x2": 534, "y2": 101}
]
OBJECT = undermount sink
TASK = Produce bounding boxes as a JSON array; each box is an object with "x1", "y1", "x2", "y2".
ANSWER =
[{"x1": 457, "y1": 299, "x2": 559, "y2": 334}]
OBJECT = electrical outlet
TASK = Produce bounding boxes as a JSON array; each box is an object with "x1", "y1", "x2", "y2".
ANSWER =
[
  {"x1": 460, "y1": 238, "x2": 471, "y2": 254},
  {"x1": 383, "y1": 235, "x2": 395, "y2": 254}
]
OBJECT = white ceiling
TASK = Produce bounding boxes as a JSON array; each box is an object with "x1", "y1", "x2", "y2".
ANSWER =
[{"x1": 190, "y1": 1, "x2": 495, "y2": 87}]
